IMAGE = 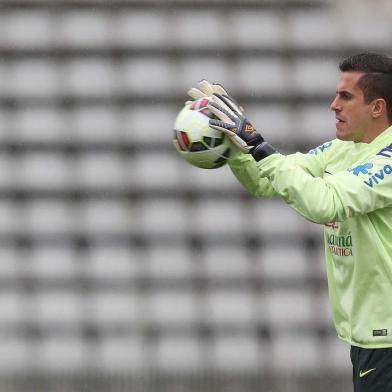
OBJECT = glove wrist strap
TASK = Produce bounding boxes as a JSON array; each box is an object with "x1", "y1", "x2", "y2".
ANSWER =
[{"x1": 251, "y1": 142, "x2": 277, "y2": 162}]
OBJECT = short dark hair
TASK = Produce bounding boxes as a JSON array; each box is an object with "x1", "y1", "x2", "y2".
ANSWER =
[{"x1": 339, "y1": 52, "x2": 392, "y2": 124}]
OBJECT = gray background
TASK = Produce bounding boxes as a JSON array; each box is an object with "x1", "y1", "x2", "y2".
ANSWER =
[{"x1": 0, "y1": 0, "x2": 390, "y2": 391}]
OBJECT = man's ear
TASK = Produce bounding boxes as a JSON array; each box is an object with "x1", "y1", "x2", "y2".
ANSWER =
[{"x1": 372, "y1": 98, "x2": 387, "y2": 119}]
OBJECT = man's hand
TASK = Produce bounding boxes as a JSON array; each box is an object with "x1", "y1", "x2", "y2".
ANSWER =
[
  {"x1": 207, "y1": 94, "x2": 277, "y2": 161},
  {"x1": 187, "y1": 80, "x2": 244, "y2": 114},
  {"x1": 187, "y1": 79, "x2": 227, "y2": 100}
]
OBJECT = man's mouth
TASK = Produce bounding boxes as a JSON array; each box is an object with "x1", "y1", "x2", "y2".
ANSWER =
[{"x1": 336, "y1": 117, "x2": 345, "y2": 124}]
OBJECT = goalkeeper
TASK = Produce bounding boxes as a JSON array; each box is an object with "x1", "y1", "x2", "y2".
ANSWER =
[{"x1": 188, "y1": 52, "x2": 392, "y2": 392}]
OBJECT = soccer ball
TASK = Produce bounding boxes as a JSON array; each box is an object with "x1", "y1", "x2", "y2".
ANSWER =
[{"x1": 173, "y1": 98, "x2": 231, "y2": 169}]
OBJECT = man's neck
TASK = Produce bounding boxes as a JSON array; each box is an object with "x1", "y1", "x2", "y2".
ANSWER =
[{"x1": 361, "y1": 121, "x2": 391, "y2": 143}]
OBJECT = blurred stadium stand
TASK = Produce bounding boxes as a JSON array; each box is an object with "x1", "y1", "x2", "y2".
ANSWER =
[{"x1": 0, "y1": 0, "x2": 390, "y2": 391}]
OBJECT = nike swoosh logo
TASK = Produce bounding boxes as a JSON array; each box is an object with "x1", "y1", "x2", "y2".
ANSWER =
[{"x1": 359, "y1": 368, "x2": 376, "y2": 378}]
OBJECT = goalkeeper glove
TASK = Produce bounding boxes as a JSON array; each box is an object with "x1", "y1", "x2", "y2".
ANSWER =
[
  {"x1": 207, "y1": 94, "x2": 277, "y2": 161},
  {"x1": 187, "y1": 79, "x2": 244, "y2": 113},
  {"x1": 188, "y1": 79, "x2": 228, "y2": 100}
]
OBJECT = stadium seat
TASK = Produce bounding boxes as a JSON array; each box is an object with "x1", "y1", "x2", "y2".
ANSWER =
[
  {"x1": 292, "y1": 58, "x2": 339, "y2": 95},
  {"x1": 38, "y1": 335, "x2": 88, "y2": 373},
  {"x1": 171, "y1": 10, "x2": 226, "y2": 49},
  {"x1": 66, "y1": 60, "x2": 116, "y2": 97},
  {"x1": 287, "y1": 10, "x2": 339, "y2": 48},
  {"x1": 201, "y1": 245, "x2": 251, "y2": 279},
  {"x1": 3, "y1": 11, "x2": 54, "y2": 49},
  {"x1": 249, "y1": 199, "x2": 312, "y2": 238},
  {"x1": 125, "y1": 104, "x2": 178, "y2": 144},
  {"x1": 316, "y1": 290, "x2": 334, "y2": 325},
  {"x1": 0, "y1": 246, "x2": 20, "y2": 278},
  {"x1": 32, "y1": 291, "x2": 83, "y2": 327},
  {"x1": 97, "y1": 334, "x2": 147, "y2": 372},
  {"x1": 296, "y1": 104, "x2": 335, "y2": 143},
  {"x1": 60, "y1": 10, "x2": 112, "y2": 47},
  {"x1": 256, "y1": 245, "x2": 308, "y2": 280},
  {"x1": 0, "y1": 293, "x2": 25, "y2": 326},
  {"x1": 117, "y1": 10, "x2": 169, "y2": 48},
  {"x1": 263, "y1": 289, "x2": 313, "y2": 328},
  {"x1": 21, "y1": 200, "x2": 75, "y2": 236},
  {"x1": 188, "y1": 164, "x2": 238, "y2": 191},
  {"x1": 0, "y1": 201, "x2": 18, "y2": 235},
  {"x1": 139, "y1": 199, "x2": 189, "y2": 237},
  {"x1": 230, "y1": 10, "x2": 284, "y2": 48},
  {"x1": 211, "y1": 334, "x2": 262, "y2": 372},
  {"x1": 270, "y1": 332, "x2": 320, "y2": 372},
  {"x1": 147, "y1": 290, "x2": 199, "y2": 327},
  {"x1": 87, "y1": 245, "x2": 140, "y2": 280},
  {"x1": 206, "y1": 289, "x2": 256, "y2": 327},
  {"x1": 177, "y1": 58, "x2": 232, "y2": 95},
  {"x1": 144, "y1": 244, "x2": 195, "y2": 279},
  {"x1": 194, "y1": 199, "x2": 246, "y2": 237},
  {"x1": 122, "y1": 58, "x2": 173, "y2": 95},
  {"x1": 245, "y1": 103, "x2": 294, "y2": 144},
  {"x1": 28, "y1": 245, "x2": 79, "y2": 279},
  {"x1": 14, "y1": 153, "x2": 73, "y2": 190},
  {"x1": 154, "y1": 334, "x2": 203, "y2": 373},
  {"x1": 0, "y1": 109, "x2": 11, "y2": 141},
  {"x1": 131, "y1": 153, "x2": 184, "y2": 190},
  {"x1": 340, "y1": 5, "x2": 391, "y2": 46},
  {"x1": 259, "y1": 288, "x2": 314, "y2": 330},
  {"x1": 76, "y1": 153, "x2": 126, "y2": 189},
  {"x1": 72, "y1": 107, "x2": 121, "y2": 143},
  {"x1": 0, "y1": 337, "x2": 30, "y2": 374},
  {"x1": 90, "y1": 291, "x2": 140, "y2": 328},
  {"x1": 8, "y1": 60, "x2": 58, "y2": 98},
  {"x1": 78, "y1": 200, "x2": 131, "y2": 236},
  {"x1": 12, "y1": 107, "x2": 65, "y2": 142},
  {"x1": 238, "y1": 58, "x2": 290, "y2": 95},
  {"x1": 323, "y1": 337, "x2": 351, "y2": 372},
  {"x1": 308, "y1": 245, "x2": 328, "y2": 280}
]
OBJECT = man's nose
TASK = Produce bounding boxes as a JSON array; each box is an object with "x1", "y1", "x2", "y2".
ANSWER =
[{"x1": 330, "y1": 97, "x2": 340, "y2": 112}]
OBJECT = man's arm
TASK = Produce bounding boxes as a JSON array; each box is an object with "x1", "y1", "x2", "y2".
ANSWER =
[
  {"x1": 202, "y1": 87, "x2": 376, "y2": 221},
  {"x1": 228, "y1": 147, "x2": 277, "y2": 198},
  {"x1": 228, "y1": 141, "x2": 333, "y2": 199},
  {"x1": 256, "y1": 152, "x2": 392, "y2": 224}
]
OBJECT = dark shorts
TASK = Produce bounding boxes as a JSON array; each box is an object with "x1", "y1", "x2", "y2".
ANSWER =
[{"x1": 351, "y1": 345, "x2": 392, "y2": 392}]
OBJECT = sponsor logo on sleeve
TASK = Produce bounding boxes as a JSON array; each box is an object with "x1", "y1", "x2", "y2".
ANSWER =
[
  {"x1": 308, "y1": 142, "x2": 333, "y2": 156},
  {"x1": 349, "y1": 162, "x2": 392, "y2": 188}
]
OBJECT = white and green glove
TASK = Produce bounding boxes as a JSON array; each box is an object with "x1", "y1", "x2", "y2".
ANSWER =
[
  {"x1": 187, "y1": 79, "x2": 244, "y2": 114},
  {"x1": 207, "y1": 93, "x2": 277, "y2": 161},
  {"x1": 188, "y1": 79, "x2": 231, "y2": 101},
  {"x1": 186, "y1": 79, "x2": 277, "y2": 161}
]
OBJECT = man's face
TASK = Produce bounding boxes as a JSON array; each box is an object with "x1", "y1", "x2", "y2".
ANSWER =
[{"x1": 330, "y1": 72, "x2": 374, "y2": 142}]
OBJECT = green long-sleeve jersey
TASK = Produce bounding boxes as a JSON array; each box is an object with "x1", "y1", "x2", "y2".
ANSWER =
[{"x1": 229, "y1": 125, "x2": 392, "y2": 348}]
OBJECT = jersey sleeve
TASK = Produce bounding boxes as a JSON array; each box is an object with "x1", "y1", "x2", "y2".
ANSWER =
[
  {"x1": 228, "y1": 149, "x2": 277, "y2": 197},
  {"x1": 228, "y1": 141, "x2": 333, "y2": 199},
  {"x1": 256, "y1": 152, "x2": 392, "y2": 224}
]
